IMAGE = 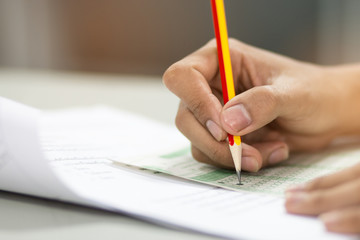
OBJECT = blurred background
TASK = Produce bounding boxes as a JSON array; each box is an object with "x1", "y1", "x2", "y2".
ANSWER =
[{"x1": 0, "y1": 0, "x2": 360, "y2": 76}]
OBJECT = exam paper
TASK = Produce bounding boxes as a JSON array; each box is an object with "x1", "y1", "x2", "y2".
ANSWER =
[
  {"x1": 112, "y1": 143, "x2": 360, "y2": 195},
  {"x1": 38, "y1": 106, "x2": 358, "y2": 240}
]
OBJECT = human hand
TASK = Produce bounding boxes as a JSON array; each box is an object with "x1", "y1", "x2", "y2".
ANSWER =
[
  {"x1": 285, "y1": 162, "x2": 360, "y2": 233},
  {"x1": 163, "y1": 39, "x2": 346, "y2": 172}
]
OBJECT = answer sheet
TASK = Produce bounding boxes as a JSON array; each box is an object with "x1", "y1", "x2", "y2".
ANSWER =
[
  {"x1": 38, "y1": 106, "x2": 359, "y2": 240},
  {"x1": 112, "y1": 144, "x2": 360, "y2": 195}
]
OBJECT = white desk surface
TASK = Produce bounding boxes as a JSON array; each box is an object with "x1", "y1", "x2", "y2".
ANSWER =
[{"x1": 0, "y1": 68, "x2": 219, "y2": 240}]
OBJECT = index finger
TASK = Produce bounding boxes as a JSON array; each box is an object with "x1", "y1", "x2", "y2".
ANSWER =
[{"x1": 163, "y1": 40, "x2": 226, "y2": 141}]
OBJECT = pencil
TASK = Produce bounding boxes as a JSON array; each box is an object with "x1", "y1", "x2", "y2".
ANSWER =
[{"x1": 210, "y1": 0, "x2": 243, "y2": 185}]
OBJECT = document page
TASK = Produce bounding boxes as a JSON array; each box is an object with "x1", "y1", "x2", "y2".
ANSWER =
[
  {"x1": 39, "y1": 106, "x2": 359, "y2": 240},
  {"x1": 112, "y1": 143, "x2": 360, "y2": 195},
  {"x1": 0, "y1": 98, "x2": 75, "y2": 200}
]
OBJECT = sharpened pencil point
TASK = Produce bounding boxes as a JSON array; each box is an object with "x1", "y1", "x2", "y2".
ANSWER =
[
  {"x1": 229, "y1": 143, "x2": 242, "y2": 185},
  {"x1": 236, "y1": 170, "x2": 242, "y2": 185}
]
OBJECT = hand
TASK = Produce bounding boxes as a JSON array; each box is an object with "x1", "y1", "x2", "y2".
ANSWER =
[
  {"x1": 285, "y1": 162, "x2": 360, "y2": 233},
  {"x1": 163, "y1": 39, "x2": 353, "y2": 171}
]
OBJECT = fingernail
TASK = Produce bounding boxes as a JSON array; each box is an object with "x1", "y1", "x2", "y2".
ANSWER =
[
  {"x1": 320, "y1": 213, "x2": 339, "y2": 227},
  {"x1": 206, "y1": 120, "x2": 224, "y2": 141},
  {"x1": 268, "y1": 147, "x2": 289, "y2": 165},
  {"x1": 223, "y1": 104, "x2": 251, "y2": 132},
  {"x1": 242, "y1": 156, "x2": 259, "y2": 172},
  {"x1": 286, "y1": 183, "x2": 307, "y2": 193},
  {"x1": 285, "y1": 192, "x2": 308, "y2": 206}
]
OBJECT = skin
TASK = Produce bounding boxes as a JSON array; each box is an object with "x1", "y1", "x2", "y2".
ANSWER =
[
  {"x1": 285, "y1": 163, "x2": 360, "y2": 233},
  {"x1": 163, "y1": 39, "x2": 360, "y2": 233}
]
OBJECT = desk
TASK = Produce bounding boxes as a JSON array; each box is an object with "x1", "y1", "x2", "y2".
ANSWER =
[{"x1": 0, "y1": 69, "x2": 218, "y2": 240}]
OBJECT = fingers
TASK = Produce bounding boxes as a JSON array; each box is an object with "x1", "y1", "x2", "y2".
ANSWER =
[
  {"x1": 286, "y1": 177, "x2": 360, "y2": 215},
  {"x1": 220, "y1": 85, "x2": 284, "y2": 136},
  {"x1": 176, "y1": 101, "x2": 233, "y2": 167},
  {"x1": 191, "y1": 139, "x2": 288, "y2": 172},
  {"x1": 191, "y1": 141, "x2": 261, "y2": 171},
  {"x1": 284, "y1": 163, "x2": 360, "y2": 234},
  {"x1": 251, "y1": 141, "x2": 289, "y2": 168},
  {"x1": 191, "y1": 145, "x2": 232, "y2": 169},
  {"x1": 320, "y1": 206, "x2": 360, "y2": 233},
  {"x1": 177, "y1": 101, "x2": 289, "y2": 171},
  {"x1": 163, "y1": 40, "x2": 227, "y2": 141}
]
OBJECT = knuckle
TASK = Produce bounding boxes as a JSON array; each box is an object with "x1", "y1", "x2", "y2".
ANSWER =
[
  {"x1": 187, "y1": 98, "x2": 208, "y2": 123},
  {"x1": 162, "y1": 62, "x2": 186, "y2": 90},
  {"x1": 189, "y1": 98, "x2": 204, "y2": 115}
]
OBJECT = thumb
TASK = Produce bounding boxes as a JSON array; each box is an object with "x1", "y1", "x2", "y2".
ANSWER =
[{"x1": 220, "y1": 85, "x2": 285, "y2": 136}]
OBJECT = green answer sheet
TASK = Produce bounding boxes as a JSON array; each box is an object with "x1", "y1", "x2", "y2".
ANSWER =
[{"x1": 113, "y1": 142, "x2": 360, "y2": 196}]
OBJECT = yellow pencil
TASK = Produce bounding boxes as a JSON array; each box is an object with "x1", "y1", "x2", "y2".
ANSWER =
[{"x1": 211, "y1": 0, "x2": 242, "y2": 184}]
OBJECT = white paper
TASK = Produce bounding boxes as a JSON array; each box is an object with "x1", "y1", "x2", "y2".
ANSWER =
[
  {"x1": 0, "y1": 99, "x2": 358, "y2": 240},
  {"x1": 0, "y1": 97, "x2": 76, "y2": 200}
]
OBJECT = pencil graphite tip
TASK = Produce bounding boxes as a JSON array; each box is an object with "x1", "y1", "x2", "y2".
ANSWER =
[{"x1": 236, "y1": 170, "x2": 242, "y2": 185}]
